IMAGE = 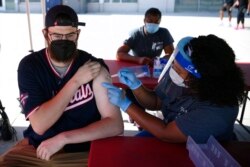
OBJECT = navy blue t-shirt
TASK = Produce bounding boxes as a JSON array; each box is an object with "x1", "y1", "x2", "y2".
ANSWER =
[
  {"x1": 124, "y1": 26, "x2": 174, "y2": 59},
  {"x1": 18, "y1": 49, "x2": 108, "y2": 151},
  {"x1": 155, "y1": 70, "x2": 238, "y2": 143}
]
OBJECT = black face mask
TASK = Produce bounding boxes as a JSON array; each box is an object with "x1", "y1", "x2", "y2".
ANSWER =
[{"x1": 50, "y1": 40, "x2": 77, "y2": 62}]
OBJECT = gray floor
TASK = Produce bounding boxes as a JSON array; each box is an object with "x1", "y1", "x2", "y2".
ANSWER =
[{"x1": 0, "y1": 12, "x2": 250, "y2": 155}]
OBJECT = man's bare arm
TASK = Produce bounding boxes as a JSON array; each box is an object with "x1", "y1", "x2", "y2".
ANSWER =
[
  {"x1": 163, "y1": 44, "x2": 174, "y2": 59},
  {"x1": 56, "y1": 67, "x2": 124, "y2": 144},
  {"x1": 116, "y1": 45, "x2": 144, "y2": 64},
  {"x1": 117, "y1": 45, "x2": 154, "y2": 65}
]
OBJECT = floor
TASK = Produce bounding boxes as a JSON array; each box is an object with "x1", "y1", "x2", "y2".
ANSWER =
[{"x1": 1, "y1": 12, "x2": 250, "y2": 155}]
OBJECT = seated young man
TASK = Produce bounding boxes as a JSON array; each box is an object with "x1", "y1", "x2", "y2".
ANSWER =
[{"x1": 0, "y1": 5, "x2": 123, "y2": 166}]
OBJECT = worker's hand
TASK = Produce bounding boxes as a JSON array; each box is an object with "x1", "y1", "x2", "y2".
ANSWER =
[
  {"x1": 138, "y1": 57, "x2": 154, "y2": 66},
  {"x1": 102, "y1": 82, "x2": 131, "y2": 112},
  {"x1": 118, "y1": 69, "x2": 142, "y2": 90}
]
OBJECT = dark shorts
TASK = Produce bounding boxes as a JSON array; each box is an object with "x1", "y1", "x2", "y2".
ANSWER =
[{"x1": 221, "y1": 3, "x2": 233, "y2": 13}]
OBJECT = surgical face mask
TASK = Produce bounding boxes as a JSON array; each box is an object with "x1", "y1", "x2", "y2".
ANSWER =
[
  {"x1": 169, "y1": 67, "x2": 186, "y2": 87},
  {"x1": 50, "y1": 40, "x2": 77, "y2": 62},
  {"x1": 145, "y1": 23, "x2": 159, "y2": 34}
]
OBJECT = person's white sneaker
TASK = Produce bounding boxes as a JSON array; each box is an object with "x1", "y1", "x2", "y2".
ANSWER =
[{"x1": 219, "y1": 21, "x2": 224, "y2": 26}]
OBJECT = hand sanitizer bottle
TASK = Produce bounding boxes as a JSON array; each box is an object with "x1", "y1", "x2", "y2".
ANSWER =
[{"x1": 153, "y1": 57, "x2": 161, "y2": 78}]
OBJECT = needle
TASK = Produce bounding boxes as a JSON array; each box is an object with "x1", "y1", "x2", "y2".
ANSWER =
[{"x1": 111, "y1": 73, "x2": 119, "y2": 78}]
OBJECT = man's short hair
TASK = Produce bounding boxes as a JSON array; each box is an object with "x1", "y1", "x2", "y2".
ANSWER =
[
  {"x1": 145, "y1": 8, "x2": 162, "y2": 19},
  {"x1": 45, "y1": 5, "x2": 85, "y2": 28}
]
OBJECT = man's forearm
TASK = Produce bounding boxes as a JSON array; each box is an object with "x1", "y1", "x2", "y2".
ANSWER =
[
  {"x1": 60, "y1": 116, "x2": 123, "y2": 145},
  {"x1": 29, "y1": 79, "x2": 80, "y2": 135},
  {"x1": 117, "y1": 52, "x2": 140, "y2": 64}
]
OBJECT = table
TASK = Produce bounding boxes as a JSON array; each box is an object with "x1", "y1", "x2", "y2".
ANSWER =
[
  {"x1": 104, "y1": 60, "x2": 158, "y2": 89},
  {"x1": 104, "y1": 60, "x2": 250, "y2": 90},
  {"x1": 88, "y1": 136, "x2": 195, "y2": 167},
  {"x1": 221, "y1": 141, "x2": 250, "y2": 167},
  {"x1": 88, "y1": 136, "x2": 250, "y2": 167}
]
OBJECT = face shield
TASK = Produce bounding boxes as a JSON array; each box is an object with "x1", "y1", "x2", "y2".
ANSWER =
[{"x1": 158, "y1": 36, "x2": 201, "y2": 82}]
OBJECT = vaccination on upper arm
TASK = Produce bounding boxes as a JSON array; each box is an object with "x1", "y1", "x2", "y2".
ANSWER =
[{"x1": 93, "y1": 66, "x2": 120, "y2": 115}]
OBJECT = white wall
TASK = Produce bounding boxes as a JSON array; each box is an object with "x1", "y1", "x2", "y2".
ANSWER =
[
  {"x1": 87, "y1": 2, "x2": 138, "y2": 13},
  {"x1": 86, "y1": 1, "x2": 175, "y2": 13},
  {"x1": 63, "y1": 0, "x2": 87, "y2": 13},
  {"x1": 17, "y1": 0, "x2": 175, "y2": 14},
  {"x1": 166, "y1": 0, "x2": 175, "y2": 12},
  {"x1": 19, "y1": 2, "x2": 42, "y2": 13},
  {"x1": 87, "y1": 3, "x2": 101, "y2": 13},
  {"x1": 138, "y1": 0, "x2": 166, "y2": 13},
  {"x1": 102, "y1": 3, "x2": 138, "y2": 13}
]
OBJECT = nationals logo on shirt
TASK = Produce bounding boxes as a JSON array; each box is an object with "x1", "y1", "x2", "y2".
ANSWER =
[{"x1": 65, "y1": 83, "x2": 94, "y2": 111}]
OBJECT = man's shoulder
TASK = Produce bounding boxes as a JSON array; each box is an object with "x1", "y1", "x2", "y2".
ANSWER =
[
  {"x1": 158, "y1": 27, "x2": 170, "y2": 34},
  {"x1": 19, "y1": 49, "x2": 46, "y2": 65},
  {"x1": 77, "y1": 49, "x2": 91, "y2": 55},
  {"x1": 129, "y1": 27, "x2": 143, "y2": 36},
  {"x1": 77, "y1": 49, "x2": 92, "y2": 59},
  {"x1": 77, "y1": 50, "x2": 100, "y2": 62},
  {"x1": 157, "y1": 27, "x2": 174, "y2": 42},
  {"x1": 77, "y1": 50, "x2": 109, "y2": 71}
]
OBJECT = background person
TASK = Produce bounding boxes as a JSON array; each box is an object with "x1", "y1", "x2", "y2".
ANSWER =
[
  {"x1": 103, "y1": 34, "x2": 245, "y2": 143},
  {"x1": 248, "y1": 0, "x2": 250, "y2": 14},
  {"x1": 116, "y1": 7, "x2": 174, "y2": 128},
  {"x1": 116, "y1": 7, "x2": 174, "y2": 66},
  {"x1": 231, "y1": 0, "x2": 250, "y2": 29},
  {"x1": 219, "y1": 0, "x2": 235, "y2": 26},
  {"x1": 0, "y1": 5, "x2": 123, "y2": 166}
]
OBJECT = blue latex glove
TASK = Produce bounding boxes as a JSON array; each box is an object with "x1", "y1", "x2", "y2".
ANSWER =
[
  {"x1": 118, "y1": 68, "x2": 142, "y2": 90},
  {"x1": 102, "y1": 82, "x2": 132, "y2": 112}
]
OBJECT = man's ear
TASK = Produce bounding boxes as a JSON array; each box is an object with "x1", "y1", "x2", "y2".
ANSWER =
[
  {"x1": 77, "y1": 29, "x2": 81, "y2": 35},
  {"x1": 42, "y1": 29, "x2": 49, "y2": 47},
  {"x1": 157, "y1": 18, "x2": 161, "y2": 24},
  {"x1": 42, "y1": 29, "x2": 49, "y2": 40},
  {"x1": 76, "y1": 29, "x2": 81, "y2": 41}
]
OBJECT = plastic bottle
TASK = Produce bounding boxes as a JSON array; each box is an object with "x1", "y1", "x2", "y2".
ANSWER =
[{"x1": 153, "y1": 57, "x2": 162, "y2": 78}]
